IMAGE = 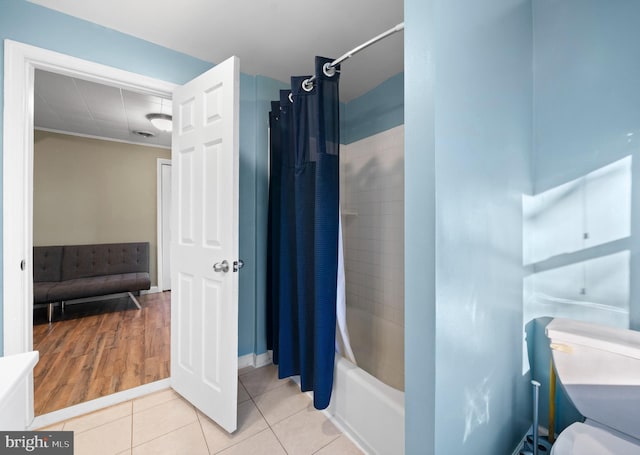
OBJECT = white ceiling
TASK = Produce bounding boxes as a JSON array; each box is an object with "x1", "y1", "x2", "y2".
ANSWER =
[
  {"x1": 29, "y1": 0, "x2": 403, "y2": 147},
  {"x1": 27, "y1": 0, "x2": 404, "y2": 102},
  {"x1": 35, "y1": 70, "x2": 173, "y2": 147}
]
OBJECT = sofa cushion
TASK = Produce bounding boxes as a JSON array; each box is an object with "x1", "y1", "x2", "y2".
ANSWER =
[
  {"x1": 33, "y1": 246, "x2": 64, "y2": 282},
  {"x1": 33, "y1": 282, "x2": 57, "y2": 304},
  {"x1": 61, "y1": 243, "x2": 149, "y2": 281},
  {"x1": 47, "y1": 273, "x2": 151, "y2": 302}
]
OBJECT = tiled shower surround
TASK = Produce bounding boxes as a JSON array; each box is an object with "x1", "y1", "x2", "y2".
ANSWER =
[{"x1": 340, "y1": 125, "x2": 404, "y2": 391}]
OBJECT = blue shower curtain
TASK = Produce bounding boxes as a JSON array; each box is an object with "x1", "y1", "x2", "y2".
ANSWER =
[{"x1": 267, "y1": 56, "x2": 340, "y2": 409}]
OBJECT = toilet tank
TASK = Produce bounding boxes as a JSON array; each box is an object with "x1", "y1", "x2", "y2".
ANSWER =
[{"x1": 546, "y1": 318, "x2": 640, "y2": 440}]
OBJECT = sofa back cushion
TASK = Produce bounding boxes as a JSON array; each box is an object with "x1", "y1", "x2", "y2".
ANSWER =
[
  {"x1": 61, "y1": 242, "x2": 150, "y2": 281},
  {"x1": 33, "y1": 246, "x2": 64, "y2": 282}
]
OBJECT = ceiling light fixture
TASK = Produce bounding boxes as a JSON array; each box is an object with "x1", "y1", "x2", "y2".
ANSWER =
[{"x1": 146, "y1": 113, "x2": 173, "y2": 132}]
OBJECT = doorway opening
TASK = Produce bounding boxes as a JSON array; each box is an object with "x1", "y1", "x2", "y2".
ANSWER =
[
  {"x1": 4, "y1": 40, "x2": 241, "y2": 433},
  {"x1": 3, "y1": 40, "x2": 177, "y2": 425},
  {"x1": 32, "y1": 69, "x2": 174, "y2": 415}
]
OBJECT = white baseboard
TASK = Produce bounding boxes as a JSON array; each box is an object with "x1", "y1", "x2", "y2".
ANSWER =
[
  {"x1": 141, "y1": 286, "x2": 160, "y2": 295},
  {"x1": 238, "y1": 351, "x2": 273, "y2": 370},
  {"x1": 238, "y1": 353, "x2": 254, "y2": 369},
  {"x1": 254, "y1": 351, "x2": 273, "y2": 368}
]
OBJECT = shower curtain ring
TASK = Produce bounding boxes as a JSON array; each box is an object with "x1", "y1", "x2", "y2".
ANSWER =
[
  {"x1": 288, "y1": 92, "x2": 294, "y2": 103},
  {"x1": 323, "y1": 62, "x2": 336, "y2": 77},
  {"x1": 302, "y1": 78, "x2": 314, "y2": 92}
]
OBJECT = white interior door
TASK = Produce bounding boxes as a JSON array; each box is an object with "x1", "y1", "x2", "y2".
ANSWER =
[{"x1": 170, "y1": 56, "x2": 240, "y2": 433}]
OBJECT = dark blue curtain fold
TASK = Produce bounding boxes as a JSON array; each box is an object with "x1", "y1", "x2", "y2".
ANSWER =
[{"x1": 267, "y1": 57, "x2": 340, "y2": 409}]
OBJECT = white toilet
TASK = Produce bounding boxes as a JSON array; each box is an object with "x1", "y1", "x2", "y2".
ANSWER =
[{"x1": 546, "y1": 318, "x2": 640, "y2": 454}]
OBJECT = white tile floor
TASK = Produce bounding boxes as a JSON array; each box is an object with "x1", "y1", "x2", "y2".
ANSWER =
[{"x1": 37, "y1": 364, "x2": 364, "y2": 455}]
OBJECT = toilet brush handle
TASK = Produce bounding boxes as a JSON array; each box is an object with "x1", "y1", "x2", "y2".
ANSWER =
[{"x1": 532, "y1": 380, "x2": 541, "y2": 455}]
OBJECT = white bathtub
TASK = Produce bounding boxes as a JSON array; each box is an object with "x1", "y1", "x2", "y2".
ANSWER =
[{"x1": 326, "y1": 355, "x2": 405, "y2": 455}]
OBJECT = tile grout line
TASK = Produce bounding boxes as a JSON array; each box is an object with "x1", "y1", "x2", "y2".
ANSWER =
[
  {"x1": 240, "y1": 369, "x2": 350, "y2": 454},
  {"x1": 247, "y1": 393, "x2": 290, "y2": 455},
  {"x1": 194, "y1": 410, "x2": 213, "y2": 455},
  {"x1": 200, "y1": 374, "x2": 288, "y2": 455},
  {"x1": 130, "y1": 399, "x2": 134, "y2": 453},
  {"x1": 132, "y1": 422, "x2": 196, "y2": 451},
  {"x1": 249, "y1": 382, "x2": 343, "y2": 455},
  {"x1": 237, "y1": 370, "x2": 300, "y2": 455},
  {"x1": 131, "y1": 419, "x2": 197, "y2": 450},
  {"x1": 246, "y1": 378, "x2": 356, "y2": 455},
  {"x1": 129, "y1": 398, "x2": 199, "y2": 448},
  {"x1": 310, "y1": 434, "x2": 343, "y2": 455},
  {"x1": 60, "y1": 393, "x2": 179, "y2": 448},
  {"x1": 56, "y1": 404, "x2": 132, "y2": 435}
]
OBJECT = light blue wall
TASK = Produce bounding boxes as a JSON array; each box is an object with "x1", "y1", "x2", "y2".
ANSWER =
[
  {"x1": 533, "y1": 0, "x2": 640, "y2": 194},
  {"x1": 404, "y1": 0, "x2": 436, "y2": 453},
  {"x1": 432, "y1": 1, "x2": 532, "y2": 453},
  {"x1": 529, "y1": 0, "x2": 640, "y2": 433},
  {"x1": 238, "y1": 73, "x2": 258, "y2": 356},
  {"x1": 254, "y1": 76, "x2": 289, "y2": 355},
  {"x1": 0, "y1": 0, "x2": 281, "y2": 357},
  {"x1": 341, "y1": 72, "x2": 404, "y2": 145},
  {"x1": 533, "y1": 0, "x2": 640, "y2": 329},
  {"x1": 405, "y1": 0, "x2": 533, "y2": 453}
]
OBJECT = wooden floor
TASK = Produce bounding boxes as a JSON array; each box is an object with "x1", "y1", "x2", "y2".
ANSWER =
[{"x1": 33, "y1": 291, "x2": 171, "y2": 416}]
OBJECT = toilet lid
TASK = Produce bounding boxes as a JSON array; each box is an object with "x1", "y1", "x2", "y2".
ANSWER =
[{"x1": 551, "y1": 422, "x2": 640, "y2": 455}]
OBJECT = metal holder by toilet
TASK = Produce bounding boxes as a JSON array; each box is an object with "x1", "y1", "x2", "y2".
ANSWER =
[{"x1": 520, "y1": 380, "x2": 552, "y2": 455}]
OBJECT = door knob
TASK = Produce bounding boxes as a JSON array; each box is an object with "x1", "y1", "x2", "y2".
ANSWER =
[{"x1": 213, "y1": 260, "x2": 229, "y2": 273}]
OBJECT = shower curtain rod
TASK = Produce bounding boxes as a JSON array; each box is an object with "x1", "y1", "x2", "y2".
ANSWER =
[{"x1": 303, "y1": 22, "x2": 405, "y2": 88}]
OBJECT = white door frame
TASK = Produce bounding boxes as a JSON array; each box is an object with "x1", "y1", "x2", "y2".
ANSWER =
[
  {"x1": 156, "y1": 158, "x2": 172, "y2": 292},
  {"x1": 3, "y1": 39, "x2": 177, "y2": 421}
]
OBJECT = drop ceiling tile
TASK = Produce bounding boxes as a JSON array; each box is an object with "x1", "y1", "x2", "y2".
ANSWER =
[
  {"x1": 95, "y1": 118, "x2": 129, "y2": 129},
  {"x1": 90, "y1": 110, "x2": 128, "y2": 124},
  {"x1": 129, "y1": 120, "x2": 156, "y2": 131},
  {"x1": 124, "y1": 104, "x2": 153, "y2": 115},
  {"x1": 57, "y1": 113, "x2": 97, "y2": 127},
  {"x1": 34, "y1": 109, "x2": 62, "y2": 126},
  {"x1": 34, "y1": 118, "x2": 68, "y2": 132},
  {"x1": 35, "y1": 69, "x2": 171, "y2": 148},
  {"x1": 123, "y1": 91, "x2": 163, "y2": 108},
  {"x1": 65, "y1": 124, "x2": 103, "y2": 137},
  {"x1": 99, "y1": 127, "x2": 135, "y2": 138},
  {"x1": 36, "y1": 71, "x2": 88, "y2": 112},
  {"x1": 74, "y1": 78, "x2": 123, "y2": 103},
  {"x1": 34, "y1": 93, "x2": 55, "y2": 114},
  {"x1": 47, "y1": 105, "x2": 93, "y2": 121},
  {"x1": 75, "y1": 79, "x2": 126, "y2": 119},
  {"x1": 88, "y1": 106, "x2": 127, "y2": 121},
  {"x1": 34, "y1": 96, "x2": 63, "y2": 130}
]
